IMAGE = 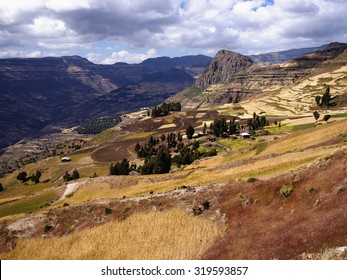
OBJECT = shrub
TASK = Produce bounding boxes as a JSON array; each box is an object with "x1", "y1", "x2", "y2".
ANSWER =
[
  {"x1": 65, "y1": 193, "x2": 73, "y2": 198},
  {"x1": 338, "y1": 186, "x2": 346, "y2": 193},
  {"x1": 323, "y1": 114, "x2": 331, "y2": 122},
  {"x1": 44, "y1": 224, "x2": 53, "y2": 233},
  {"x1": 247, "y1": 177, "x2": 257, "y2": 183},
  {"x1": 63, "y1": 203, "x2": 70, "y2": 207},
  {"x1": 307, "y1": 187, "x2": 318, "y2": 193},
  {"x1": 105, "y1": 208, "x2": 112, "y2": 215},
  {"x1": 280, "y1": 185, "x2": 293, "y2": 198},
  {"x1": 202, "y1": 201, "x2": 211, "y2": 210}
]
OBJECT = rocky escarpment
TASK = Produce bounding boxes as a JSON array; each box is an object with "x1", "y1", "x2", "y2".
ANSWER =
[
  {"x1": 195, "y1": 50, "x2": 253, "y2": 89},
  {"x1": 169, "y1": 42, "x2": 347, "y2": 110}
]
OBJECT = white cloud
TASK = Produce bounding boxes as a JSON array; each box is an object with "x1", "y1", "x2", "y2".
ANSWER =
[
  {"x1": 27, "y1": 17, "x2": 70, "y2": 37},
  {"x1": 102, "y1": 48, "x2": 158, "y2": 64},
  {"x1": 0, "y1": 0, "x2": 346, "y2": 59},
  {"x1": 0, "y1": 49, "x2": 43, "y2": 58},
  {"x1": 45, "y1": 0, "x2": 91, "y2": 12},
  {"x1": 86, "y1": 52, "x2": 102, "y2": 63}
]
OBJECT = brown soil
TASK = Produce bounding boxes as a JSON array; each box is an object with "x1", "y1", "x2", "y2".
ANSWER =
[
  {"x1": 204, "y1": 149, "x2": 347, "y2": 259},
  {"x1": 91, "y1": 110, "x2": 238, "y2": 162}
]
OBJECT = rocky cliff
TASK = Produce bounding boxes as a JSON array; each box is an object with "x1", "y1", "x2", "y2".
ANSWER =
[
  {"x1": 169, "y1": 42, "x2": 347, "y2": 109},
  {"x1": 195, "y1": 50, "x2": 253, "y2": 89}
]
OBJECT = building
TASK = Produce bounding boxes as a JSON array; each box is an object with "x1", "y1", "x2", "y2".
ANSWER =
[
  {"x1": 61, "y1": 157, "x2": 71, "y2": 162},
  {"x1": 240, "y1": 132, "x2": 251, "y2": 139}
]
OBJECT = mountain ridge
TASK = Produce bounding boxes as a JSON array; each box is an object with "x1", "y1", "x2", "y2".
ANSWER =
[
  {"x1": 169, "y1": 42, "x2": 347, "y2": 109},
  {"x1": 0, "y1": 54, "x2": 212, "y2": 150}
]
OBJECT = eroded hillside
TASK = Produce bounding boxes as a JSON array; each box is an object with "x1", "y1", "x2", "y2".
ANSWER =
[{"x1": 0, "y1": 44, "x2": 347, "y2": 260}]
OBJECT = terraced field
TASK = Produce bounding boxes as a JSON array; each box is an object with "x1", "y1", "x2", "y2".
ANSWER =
[{"x1": 1, "y1": 60, "x2": 347, "y2": 259}]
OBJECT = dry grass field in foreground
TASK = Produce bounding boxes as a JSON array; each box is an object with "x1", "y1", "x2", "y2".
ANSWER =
[{"x1": 0, "y1": 208, "x2": 220, "y2": 260}]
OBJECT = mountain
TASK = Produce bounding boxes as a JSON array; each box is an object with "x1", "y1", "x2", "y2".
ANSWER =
[
  {"x1": 0, "y1": 54, "x2": 212, "y2": 150},
  {"x1": 248, "y1": 45, "x2": 326, "y2": 64},
  {"x1": 195, "y1": 50, "x2": 254, "y2": 88},
  {"x1": 169, "y1": 42, "x2": 347, "y2": 109},
  {"x1": 1, "y1": 43, "x2": 347, "y2": 261}
]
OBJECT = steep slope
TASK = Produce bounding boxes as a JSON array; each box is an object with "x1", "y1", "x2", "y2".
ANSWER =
[
  {"x1": 169, "y1": 42, "x2": 347, "y2": 110},
  {"x1": 0, "y1": 55, "x2": 212, "y2": 150},
  {"x1": 195, "y1": 50, "x2": 254, "y2": 89},
  {"x1": 79, "y1": 68, "x2": 195, "y2": 115}
]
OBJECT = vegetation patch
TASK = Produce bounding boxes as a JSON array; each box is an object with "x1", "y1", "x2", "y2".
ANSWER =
[
  {"x1": 0, "y1": 190, "x2": 59, "y2": 218},
  {"x1": 292, "y1": 123, "x2": 315, "y2": 131},
  {"x1": 1, "y1": 208, "x2": 220, "y2": 260},
  {"x1": 331, "y1": 113, "x2": 347, "y2": 118},
  {"x1": 125, "y1": 132, "x2": 154, "y2": 140},
  {"x1": 280, "y1": 185, "x2": 294, "y2": 198},
  {"x1": 75, "y1": 116, "x2": 121, "y2": 134},
  {"x1": 255, "y1": 142, "x2": 268, "y2": 155}
]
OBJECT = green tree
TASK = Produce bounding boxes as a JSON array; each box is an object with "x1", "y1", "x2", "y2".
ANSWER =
[
  {"x1": 72, "y1": 169, "x2": 80, "y2": 180},
  {"x1": 63, "y1": 171, "x2": 72, "y2": 182},
  {"x1": 16, "y1": 171, "x2": 28, "y2": 182},
  {"x1": 110, "y1": 159, "x2": 130, "y2": 175},
  {"x1": 192, "y1": 140, "x2": 200, "y2": 150},
  {"x1": 31, "y1": 170, "x2": 42, "y2": 184},
  {"x1": 315, "y1": 95, "x2": 321, "y2": 106},
  {"x1": 323, "y1": 114, "x2": 331, "y2": 122},
  {"x1": 186, "y1": 124, "x2": 195, "y2": 139},
  {"x1": 203, "y1": 122, "x2": 207, "y2": 135},
  {"x1": 321, "y1": 86, "x2": 331, "y2": 107},
  {"x1": 313, "y1": 111, "x2": 320, "y2": 121},
  {"x1": 153, "y1": 146, "x2": 171, "y2": 174}
]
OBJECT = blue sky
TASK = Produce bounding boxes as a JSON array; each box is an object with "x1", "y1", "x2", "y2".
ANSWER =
[{"x1": 0, "y1": 0, "x2": 346, "y2": 64}]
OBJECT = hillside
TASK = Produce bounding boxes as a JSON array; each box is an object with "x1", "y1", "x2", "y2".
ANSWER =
[
  {"x1": 0, "y1": 43, "x2": 347, "y2": 260},
  {"x1": 169, "y1": 42, "x2": 347, "y2": 110},
  {"x1": 0, "y1": 55, "x2": 212, "y2": 150}
]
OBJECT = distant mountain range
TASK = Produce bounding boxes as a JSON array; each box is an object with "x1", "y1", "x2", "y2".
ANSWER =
[
  {"x1": 0, "y1": 55, "x2": 211, "y2": 150},
  {"x1": 248, "y1": 45, "x2": 326, "y2": 64},
  {"x1": 0, "y1": 44, "x2": 336, "y2": 150}
]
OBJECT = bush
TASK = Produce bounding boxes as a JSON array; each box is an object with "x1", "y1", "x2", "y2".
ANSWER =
[
  {"x1": 63, "y1": 203, "x2": 70, "y2": 207},
  {"x1": 202, "y1": 201, "x2": 211, "y2": 210},
  {"x1": 44, "y1": 224, "x2": 53, "y2": 233},
  {"x1": 280, "y1": 185, "x2": 293, "y2": 198},
  {"x1": 247, "y1": 177, "x2": 257, "y2": 183},
  {"x1": 105, "y1": 208, "x2": 112, "y2": 215}
]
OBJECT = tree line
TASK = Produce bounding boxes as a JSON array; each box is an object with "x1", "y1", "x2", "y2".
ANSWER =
[
  {"x1": 16, "y1": 170, "x2": 42, "y2": 184},
  {"x1": 150, "y1": 102, "x2": 182, "y2": 117}
]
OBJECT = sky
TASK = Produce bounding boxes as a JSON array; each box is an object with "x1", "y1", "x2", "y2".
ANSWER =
[{"x1": 0, "y1": 0, "x2": 347, "y2": 64}]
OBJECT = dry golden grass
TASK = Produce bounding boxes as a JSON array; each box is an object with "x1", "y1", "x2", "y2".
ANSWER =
[
  {"x1": 125, "y1": 132, "x2": 154, "y2": 140},
  {"x1": 57, "y1": 145, "x2": 337, "y2": 206},
  {"x1": 263, "y1": 119, "x2": 347, "y2": 155},
  {"x1": 185, "y1": 146, "x2": 338, "y2": 184},
  {"x1": 1, "y1": 208, "x2": 220, "y2": 260}
]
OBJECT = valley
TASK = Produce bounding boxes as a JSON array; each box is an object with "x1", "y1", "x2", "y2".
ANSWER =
[{"x1": 0, "y1": 43, "x2": 347, "y2": 260}]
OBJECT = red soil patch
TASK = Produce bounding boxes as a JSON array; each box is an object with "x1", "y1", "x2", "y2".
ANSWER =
[{"x1": 204, "y1": 149, "x2": 347, "y2": 259}]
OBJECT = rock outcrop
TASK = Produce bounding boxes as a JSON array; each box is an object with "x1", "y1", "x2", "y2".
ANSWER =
[
  {"x1": 169, "y1": 42, "x2": 347, "y2": 110},
  {"x1": 195, "y1": 50, "x2": 253, "y2": 89}
]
